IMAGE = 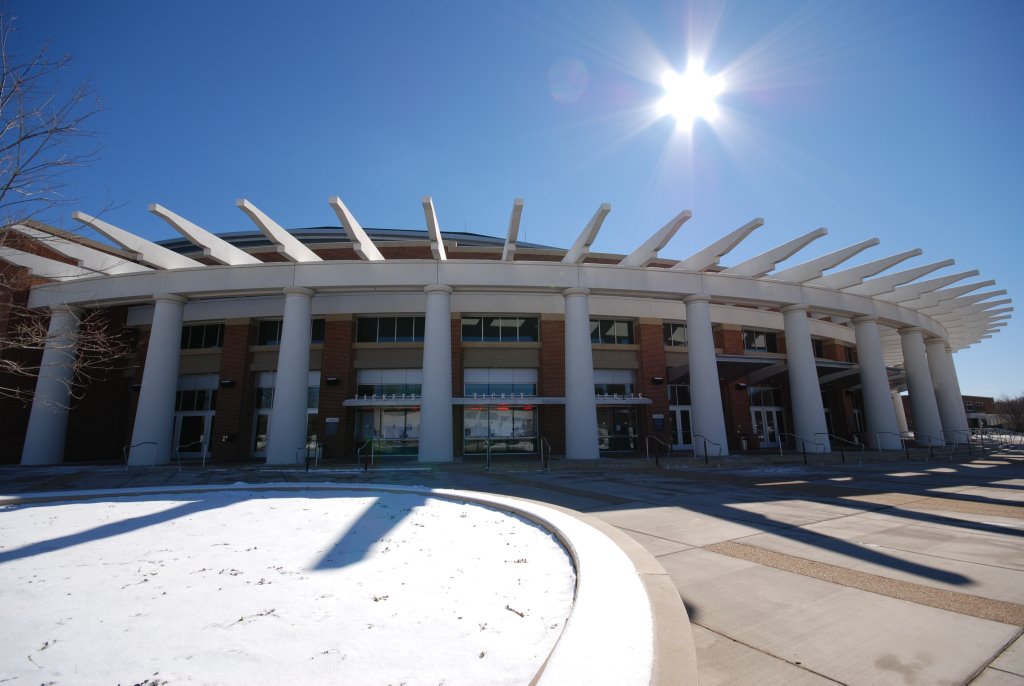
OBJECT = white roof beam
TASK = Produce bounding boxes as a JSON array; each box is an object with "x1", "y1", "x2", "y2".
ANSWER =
[
  {"x1": 770, "y1": 238, "x2": 879, "y2": 283},
  {"x1": 328, "y1": 196, "x2": 384, "y2": 262},
  {"x1": 721, "y1": 227, "x2": 828, "y2": 278},
  {"x1": 149, "y1": 204, "x2": 261, "y2": 266},
  {"x1": 934, "y1": 299, "x2": 1013, "y2": 321},
  {"x1": 236, "y1": 199, "x2": 321, "y2": 263},
  {"x1": 900, "y1": 280, "x2": 994, "y2": 310},
  {"x1": 877, "y1": 269, "x2": 979, "y2": 303},
  {"x1": 806, "y1": 249, "x2": 921, "y2": 289},
  {"x1": 11, "y1": 224, "x2": 151, "y2": 275},
  {"x1": 562, "y1": 203, "x2": 611, "y2": 265},
  {"x1": 72, "y1": 211, "x2": 203, "y2": 270},
  {"x1": 619, "y1": 209, "x2": 691, "y2": 268},
  {"x1": 421, "y1": 196, "x2": 447, "y2": 261},
  {"x1": 921, "y1": 290, "x2": 1008, "y2": 316},
  {"x1": 672, "y1": 218, "x2": 763, "y2": 272},
  {"x1": 843, "y1": 259, "x2": 954, "y2": 297},
  {"x1": 0, "y1": 246, "x2": 95, "y2": 280},
  {"x1": 501, "y1": 198, "x2": 524, "y2": 262}
]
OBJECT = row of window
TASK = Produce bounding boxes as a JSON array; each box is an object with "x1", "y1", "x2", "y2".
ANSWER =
[{"x1": 180, "y1": 319, "x2": 854, "y2": 360}]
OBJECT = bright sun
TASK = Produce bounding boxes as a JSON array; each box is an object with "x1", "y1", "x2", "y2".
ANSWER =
[{"x1": 659, "y1": 59, "x2": 724, "y2": 129}]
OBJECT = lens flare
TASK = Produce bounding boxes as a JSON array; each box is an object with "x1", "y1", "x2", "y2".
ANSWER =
[{"x1": 659, "y1": 59, "x2": 724, "y2": 129}]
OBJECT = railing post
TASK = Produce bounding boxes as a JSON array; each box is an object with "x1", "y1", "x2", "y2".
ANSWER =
[{"x1": 802, "y1": 440, "x2": 807, "y2": 465}]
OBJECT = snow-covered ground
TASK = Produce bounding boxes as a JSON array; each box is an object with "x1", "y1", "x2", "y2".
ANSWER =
[{"x1": 0, "y1": 488, "x2": 576, "y2": 685}]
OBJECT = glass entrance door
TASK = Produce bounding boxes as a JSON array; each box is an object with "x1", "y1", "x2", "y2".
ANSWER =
[
  {"x1": 669, "y1": 406, "x2": 692, "y2": 449},
  {"x1": 174, "y1": 413, "x2": 211, "y2": 459},
  {"x1": 751, "y1": 407, "x2": 783, "y2": 448}
]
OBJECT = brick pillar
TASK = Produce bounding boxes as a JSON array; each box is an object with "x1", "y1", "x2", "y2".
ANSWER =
[
  {"x1": 212, "y1": 319, "x2": 255, "y2": 462},
  {"x1": 539, "y1": 315, "x2": 566, "y2": 455},
  {"x1": 320, "y1": 316, "x2": 354, "y2": 461},
  {"x1": 636, "y1": 321, "x2": 669, "y2": 446},
  {"x1": 451, "y1": 315, "x2": 464, "y2": 457}
]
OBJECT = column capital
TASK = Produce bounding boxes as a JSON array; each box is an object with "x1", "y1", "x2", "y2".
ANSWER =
[
  {"x1": 683, "y1": 294, "x2": 710, "y2": 305},
  {"x1": 282, "y1": 286, "x2": 315, "y2": 298},
  {"x1": 851, "y1": 315, "x2": 877, "y2": 325},
  {"x1": 780, "y1": 303, "x2": 809, "y2": 315},
  {"x1": 424, "y1": 284, "x2": 453, "y2": 295},
  {"x1": 562, "y1": 287, "x2": 590, "y2": 298},
  {"x1": 153, "y1": 293, "x2": 188, "y2": 305}
]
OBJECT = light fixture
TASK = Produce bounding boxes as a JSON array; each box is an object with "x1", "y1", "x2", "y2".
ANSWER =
[
  {"x1": 326, "y1": 377, "x2": 340, "y2": 386},
  {"x1": 220, "y1": 380, "x2": 235, "y2": 388}
]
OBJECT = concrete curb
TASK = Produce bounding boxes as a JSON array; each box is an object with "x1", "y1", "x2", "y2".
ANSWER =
[{"x1": 0, "y1": 482, "x2": 699, "y2": 686}]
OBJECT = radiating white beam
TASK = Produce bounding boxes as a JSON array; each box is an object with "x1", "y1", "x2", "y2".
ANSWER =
[
  {"x1": 149, "y1": 204, "x2": 261, "y2": 266},
  {"x1": 721, "y1": 227, "x2": 828, "y2": 278},
  {"x1": 671, "y1": 218, "x2": 763, "y2": 272},
  {"x1": 236, "y1": 199, "x2": 321, "y2": 263},
  {"x1": 806, "y1": 249, "x2": 922, "y2": 289},
  {"x1": 934, "y1": 299, "x2": 1013, "y2": 321},
  {"x1": 0, "y1": 247, "x2": 96, "y2": 280},
  {"x1": 876, "y1": 269, "x2": 979, "y2": 303},
  {"x1": 921, "y1": 290, "x2": 1007, "y2": 316},
  {"x1": 11, "y1": 224, "x2": 151, "y2": 275},
  {"x1": 501, "y1": 198, "x2": 524, "y2": 262},
  {"x1": 328, "y1": 196, "x2": 384, "y2": 262},
  {"x1": 770, "y1": 238, "x2": 879, "y2": 283},
  {"x1": 618, "y1": 209, "x2": 691, "y2": 268},
  {"x1": 72, "y1": 211, "x2": 202, "y2": 270},
  {"x1": 421, "y1": 196, "x2": 447, "y2": 261},
  {"x1": 842, "y1": 259, "x2": 954, "y2": 296},
  {"x1": 899, "y1": 280, "x2": 994, "y2": 310},
  {"x1": 562, "y1": 203, "x2": 611, "y2": 265}
]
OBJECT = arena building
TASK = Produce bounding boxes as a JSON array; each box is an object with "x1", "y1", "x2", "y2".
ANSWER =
[{"x1": 0, "y1": 196, "x2": 1011, "y2": 466}]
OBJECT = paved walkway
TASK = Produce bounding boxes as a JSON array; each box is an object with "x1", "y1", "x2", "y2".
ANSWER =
[{"x1": 2, "y1": 452, "x2": 1023, "y2": 685}]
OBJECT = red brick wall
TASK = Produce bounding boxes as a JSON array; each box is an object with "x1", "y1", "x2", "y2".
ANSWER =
[
  {"x1": 450, "y1": 316, "x2": 464, "y2": 457},
  {"x1": 319, "y1": 319, "x2": 355, "y2": 461},
  {"x1": 539, "y1": 318, "x2": 566, "y2": 455},
  {"x1": 636, "y1": 323, "x2": 669, "y2": 443},
  {"x1": 211, "y1": 320, "x2": 256, "y2": 461},
  {"x1": 716, "y1": 326, "x2": 745, "y2": 355}
]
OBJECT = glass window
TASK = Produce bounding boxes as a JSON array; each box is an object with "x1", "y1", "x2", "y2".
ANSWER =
[
  {"x1": 180, "y1": 323, "x2": 224, "y2": 350},
  {"x1": 742, "y1": 329, "x2": 778, "y2": 353},
  {"x1": 311, "y1": 318, "x2": 325, "y2": 344},
  {"x1": 812, "y1": 338, "x2": 825, "y2": 358},
  {"x1": 257, "y1": 320, "x2": 283, "y2": 346},
  {"x1": 461, "y1": 315, "x2": 538, "y2": 342},
  {"x1": 663, "y1": 322, "x2": 687, "y2": 347},
  {"x1": 356, "y1": 317, "x2": 426, "y2": 343},
  {"x1": 591, "y1": 319, "x2": 634, "y2": 344},
  {"x1": 462, "y1": 316, "x2": 482, "y2": 341},
  {"x1": 668, "y1": 384, "x2": 690, "y2": 405},
  {"x1": 463, "y1": 368, "x2": 537, "y2": 396},
  {"x1": 749, "y1": 386, "x2": 781, "y2": 407},
  {"x1": 355, "y1": 368, "x2": 423, "y2": 397},
  {"x1": 594, "y1": 369, "x2": 636, "y2": 395},
  {"x1": 462, "y1": 405, "x2": 538, "y2": 454}
]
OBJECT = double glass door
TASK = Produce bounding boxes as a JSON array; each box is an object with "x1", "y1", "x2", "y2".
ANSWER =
[
  {"x1": 669, "y1": 406, "x2": 692, "y2": 449},
  {"x1": 174, "y1": 412, "x2": 212, "y2": 459},
  {"x1": 750, "y1": 407, "x2": 783, "y2": 448}
]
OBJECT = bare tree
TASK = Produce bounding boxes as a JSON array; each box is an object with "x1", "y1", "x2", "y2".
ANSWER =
[
  {"x1": 0, "y1": 8, "x2": 130, "y2": 406},
  {"x1": 995, "y1": 394, "x2": 1024, "y2": 432}
]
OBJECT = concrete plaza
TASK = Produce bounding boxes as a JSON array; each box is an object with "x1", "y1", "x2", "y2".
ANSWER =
[{"x1": 2, "y1": 451, "x2": 1022, "y2": 685}]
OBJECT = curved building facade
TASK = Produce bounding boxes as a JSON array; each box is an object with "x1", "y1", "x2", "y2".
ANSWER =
[{"x1": 1, "y1": 196, "x2": 1011, "y2": 465}]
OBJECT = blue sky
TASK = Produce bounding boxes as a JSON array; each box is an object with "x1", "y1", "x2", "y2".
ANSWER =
[{"x1": 13, "y1": 0, "x2": 1023, "y2": 397}]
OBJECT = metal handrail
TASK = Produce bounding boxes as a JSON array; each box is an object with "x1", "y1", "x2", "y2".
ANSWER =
[
  {"x1": 942, "y1": 429, "x2": 973, "y2": 456},
  {"x1": 779, "y1": 432, "x2": 825, "y2": 465},
  {"x1": 540, "y1": 436, "x2": 551, "y2": 471},
  {"x1": 356, "y1": 439, "x2": 374, "y2": 471},
  {"x1": 176, "y1": 439, "x2": 208, "y2": 470},
  {"x1": 814, "y1": 433, "x2": 865, "y2": 465},
  {"x1": 645, "y1": 434, "x2": 672, "y2": 468},
  {"x1": 691, "y1": 434, "x2": 722, "y2": 464},
  {"x1": 123, "y1": 441, "x2": 158, "y2": 472},
  {"x1": 876, "y1": 431, "x2": 912, "y2": 459}
]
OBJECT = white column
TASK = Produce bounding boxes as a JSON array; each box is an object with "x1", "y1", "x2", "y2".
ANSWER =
[
  {"x1": 899, "y1": 327, "x2": 944, "y2": 445},
  {"x1": 892, "y1": 390, "x2": 909, "y2": 433},
  {"x1": 926, "y1": 338, "x2": 968, "y2": 440},
  {"x1": 852, "y1": 316, "x2": 901, "y2": 450},
  {"x1": 129, "y1": 294, "x2": 187, "y2": 465},
  {"x1": 683, "y1": 295, "x2": 729, "y2": 457},
  {"x1": 563, "y1": 288, "x2": 600, "y2": 460},
  {"x1": 21, "y1": 306, "x2": 81, "y2": 465},
  {"x1": 949, "y1": 352, "x2": 970, "y2": 429},
  {"x1": 266, "y1": 287, "x2": 314, "y2": 465},
  {"x1": 781, "y1": 305, "x2": 830, "y2": 453},
  {"x1": 419, "y1": 284, "x2": 454, "y2": 462}
]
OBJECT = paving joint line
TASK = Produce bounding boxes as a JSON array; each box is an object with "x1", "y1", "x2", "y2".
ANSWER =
[{"x1": 704, "y1": 540, "x2": 1024, "y2": 626}]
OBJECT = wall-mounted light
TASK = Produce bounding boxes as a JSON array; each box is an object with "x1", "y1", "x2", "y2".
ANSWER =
[
  {"x1": 325, "y1": 377, "x2": 340, "y2": 386},
  {"x1": 650, "y1": 376, "x2": 665, "y2": 385},
  {"x1": 220, "y1": 379, "x2": 235, "y2": 388},
  {"x1": 130, "y1": 383, "x2": 142, "y2": 392},
  {"x1": 736, "y1": 382, "x2": 748, "y2": 390}
]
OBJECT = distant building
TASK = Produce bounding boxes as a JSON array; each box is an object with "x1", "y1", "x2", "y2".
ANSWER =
[{"x1": 0, "y1": 196, "x2": 1011, "y2": 465}]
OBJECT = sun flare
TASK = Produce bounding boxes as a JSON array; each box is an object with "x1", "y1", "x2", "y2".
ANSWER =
[{"x1": 659, "y1": 59, "x2": 724, "y2": 129}]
